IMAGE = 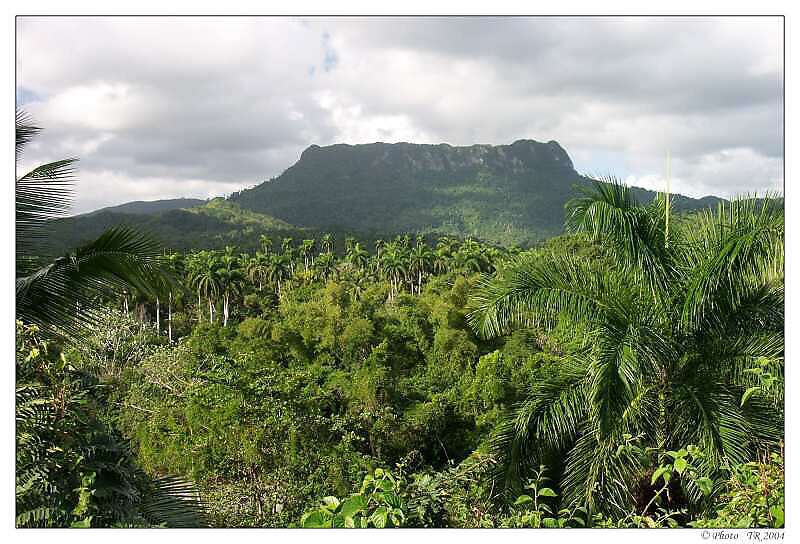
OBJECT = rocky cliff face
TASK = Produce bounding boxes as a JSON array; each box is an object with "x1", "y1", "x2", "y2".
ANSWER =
[{"x1": 293, "y1": 139, "x2": 573, "y2": 179}]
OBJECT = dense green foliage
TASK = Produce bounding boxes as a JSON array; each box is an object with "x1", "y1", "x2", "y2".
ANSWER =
[
  {"x1": 108, "y1": 235, "x2": 524, "y2": 526},
  {"x1": 15, "y1": 112, "x2": 782, "y2": 528},
  {"x1": 16, "y1": 322, "x2": 208, "y2": 528},
  {"x1": 469, "y1": 183, "x2": 784, "y2": 522},
  {"x1": 21, "y1": 216, "x2": 781, "y2": 528}
]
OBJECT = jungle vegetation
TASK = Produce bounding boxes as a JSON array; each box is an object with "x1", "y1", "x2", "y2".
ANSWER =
[{"x1": 15, "y1": 112, "x2": 784, "y2": 529}]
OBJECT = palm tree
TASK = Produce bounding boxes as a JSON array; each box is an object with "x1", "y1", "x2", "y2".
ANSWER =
[
  {"x1": 380, "y1": 242, "x2": 408, "y2": 301},
  {"x1": 409, "y1": 241, "x2": 434, "y2": 294},
  {"x1": 191, "y1": 252, "x2": 220, "y2": 323},
  {"x1": 267, "y1": 253, "x2": 291, "y2": 297},
  {"x1": 246, "y1": 252, "x2": 270, "y2": 291},
  {"x1": 454, "y1": 238, "x2": 488, "y2": 275},
  {"x1": 217, "y1": 249, "x2": 243, "y2": 326},
  {"x1": 300, "y1": 239, "x2": 316, "y2": 271},
  {"x1": 162, "y1": 252, "x2": 184, "y2": 343},
  {"x1": 344, "y1": 236, "x2": 356, "y2": 253},
  {"x1": 346, "y1": 241, "x2": 370, "y2": 271},
  {"x1": 433, "y1": 236, "x2": 457, "y2": 274},
  {"x1": 15, "y1": 110, "x2": 171, "y2": 339},
  {"x1": 315, "y1": 251, "x2": 337, "y2": 282},
  {"x1": 321, "y1": 233, "x2": 334, "y2": 253},
  {"x1": 468, "y1": 181, "x2": 784, "y2": 518},
  {"x1": 259, "y1": 234, "x2": 273, "y2": 254},
  {"x1": 185, "y1": 252, "x2": 207, "y2": 323}
]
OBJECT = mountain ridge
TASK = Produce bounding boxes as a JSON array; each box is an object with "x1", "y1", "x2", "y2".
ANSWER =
[
  {"x1": 50, "y1": 139, "x2": 725, "y2": 251},
  {"x1": 81, "y1": 197, "x2": 205, "y2": 217},
  {"x1": 230, "y1": 139, "x2": 722, "y2": 245}
]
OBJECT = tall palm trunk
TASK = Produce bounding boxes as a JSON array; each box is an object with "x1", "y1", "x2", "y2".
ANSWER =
[
  {"x1": 156, "y1": 296, "x2": 161, "y2": 334},
  {"x1": 168, "y1": 291, "x2": 173, "y2": 343},
  {"x1": 223, "y1": 293, "x2": 229, "y2": 327}
]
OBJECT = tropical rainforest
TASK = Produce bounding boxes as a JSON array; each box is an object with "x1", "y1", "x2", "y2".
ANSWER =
[{"x1": 15, "y1": 111, "x2": 784, "y2": 529}]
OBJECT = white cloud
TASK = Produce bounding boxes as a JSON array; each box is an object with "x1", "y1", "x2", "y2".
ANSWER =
[
  {"x1": 74, "y1": 170, "x2": 244, "y2": 213},
  {"x1": 624, "y1": 147, "x2": 782, "y2": 199},
  {"x1": 16, "y1": 16, "x2": 783, "y2": 213}
]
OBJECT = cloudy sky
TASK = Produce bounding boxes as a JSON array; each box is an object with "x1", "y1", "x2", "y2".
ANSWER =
[{"x1": 16, "y1": 16, "x2": 783, "y2": 214}]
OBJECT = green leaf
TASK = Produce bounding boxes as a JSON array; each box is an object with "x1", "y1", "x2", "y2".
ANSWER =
[
  {"x1": 770, "y1": 506, "x2": 784, "y2": 528},
  {"x1": 651, "y1": 466, "x2": 671, "y2": 486},
  {"x1": 514, "y1": 494, "x2": 534, "y2": 506},
  {"x1": 340, "y1": 495, "x2": 367, "y2": 519},
  {"x1": 301, "y1": 510, "x2": 329, "y2": 528},
  {"x1": 695, "y1": 477, "x2": 713, "y2": 497},
  {"x1": 370, "y1": 506, "x2": 388, "y2": 528},
  {"x1": 674, "y1": 457, "x2": 688, "y2": 475},
  {"x1": 70, "y1": 517, "x2": 91, "y2": 528},
  {"x1": 383, "y1": 493, "x2": 402, "y2": 508},
  {"x1": 321, "y1": 496, "x2": 340, "y2": 511},
  {"x1": 741, "y1": 386, "x2": 760, "y2": 407},
  {"x1": 538, "y1": 487, "x2": 558, "y2": 497}
]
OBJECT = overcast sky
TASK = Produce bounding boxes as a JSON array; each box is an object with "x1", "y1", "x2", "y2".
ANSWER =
[{"x1": 16, "y1": 16, "x2": 783, "y2": 214}]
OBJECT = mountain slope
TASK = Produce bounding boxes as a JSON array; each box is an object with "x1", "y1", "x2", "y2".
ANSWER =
[
  {"x1": 47, "y1": 200, "x2": 303, "y2": 253},
  {"x1": 82, "y1": 198, "x2": 205, "y2": 216},
  {"x1": 48, "y1": 140, "x2": 725, "y2": 252},
  {"x1": 231, "y1": 140, "x2": 722, "y2": 245}
]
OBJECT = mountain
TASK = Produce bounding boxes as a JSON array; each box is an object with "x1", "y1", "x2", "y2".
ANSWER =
[
  {"x1": 82, "y1": 198, "x2": 205, "y2": 216},
  {"x1": 231, "y1": 140, "x2": 722, "y2": 246},
  {"x1": 48, "y1": 140, "x2": 724, "y2": 252},
  {"x1": 47, "y1": 199, "x2": 304, "y2": 254}
]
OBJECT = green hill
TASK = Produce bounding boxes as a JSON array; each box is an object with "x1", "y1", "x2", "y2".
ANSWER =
[
  {"x1": 230, "y1": 140, "x2": 723, "y2": 246},
  {"x1": 82, "y1": 197, "x2": 205, "y2": 216},
  {"x1": 48, "y1": 199, "x2": 302, "y2": 253},
  {"x1": 50, "y1": 140, "x2": 724, "y2": 252}
]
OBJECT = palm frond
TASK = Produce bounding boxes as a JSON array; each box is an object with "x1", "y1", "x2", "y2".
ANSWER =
[
  {"x1": 566, "y1": 177, "x2": 676, "y2": 290},
  {"x1": 560, "y1": 427, "x2": 638, "y2": 517},
  {"x1": 139, "y1": 475, "x2": 210, "y2": 528},
  {"x1": 680, "y1": 196, "x2": 784, "y2": 331},
  {"x1": 467, "y1": 252, "x2": 617, "y2": 339},
  {"x1": 16, "y1": 108, "x2": 41, "y2": 160},
  {"x1": 488, "y1": 358, "x2": 588, "y2": 492},
  {"x1": 16, "y1": 226, "x2": 171, "y2": 340},
  {"x1": 16, "y1": 158, "x2": 78, "y2": 257}
]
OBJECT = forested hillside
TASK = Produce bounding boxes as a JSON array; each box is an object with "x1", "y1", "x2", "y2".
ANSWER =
[
  {"x1": 231, "y1": 140, "x2": 723, "y2": 245},
  {"x1": 49, "y1": 140, "x2": 723, "y2": 252}
]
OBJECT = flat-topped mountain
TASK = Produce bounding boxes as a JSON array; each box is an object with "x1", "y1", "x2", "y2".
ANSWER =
[
  {"x1": 50, "y1": 140, "x2": 724, "y2": 251},
  {"x1": 231, "y1": 140, "x2": 720, "y2": 245}
]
